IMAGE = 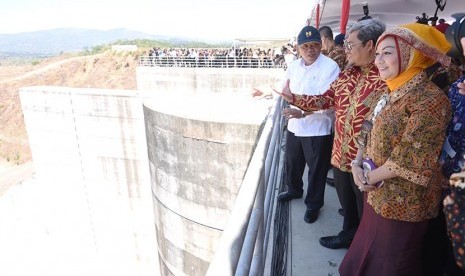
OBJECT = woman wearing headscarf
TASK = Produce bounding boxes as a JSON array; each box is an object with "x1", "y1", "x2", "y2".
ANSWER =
[{"x1": 342, "y1": 23, "x2": 452, "y2": 276}]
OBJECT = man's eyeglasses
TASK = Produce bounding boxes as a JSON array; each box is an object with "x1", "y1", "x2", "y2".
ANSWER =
[{"x1": 343, "y1": 40, "x2": 365, "y2": 50}]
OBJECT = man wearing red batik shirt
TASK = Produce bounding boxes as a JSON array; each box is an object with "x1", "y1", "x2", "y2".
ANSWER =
[{"x1": 278, "y1": 19, "x2": 387, "y2": 249}]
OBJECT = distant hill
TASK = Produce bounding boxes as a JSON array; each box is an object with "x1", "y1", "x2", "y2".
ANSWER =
[
  {"x1": 0, "y1": 51, "x2": 142, "y2": 167},
  {"x1": 0, "y1": 28, "x2": 224, "y2": 56}
]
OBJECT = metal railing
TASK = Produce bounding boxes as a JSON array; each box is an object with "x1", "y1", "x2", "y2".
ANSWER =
[
  {"x1": 139, "y1": 56, "x2": 286, "y2": 69},
  {"x1": 206, "y1": 97, "x2": 286, "y2": 276}
]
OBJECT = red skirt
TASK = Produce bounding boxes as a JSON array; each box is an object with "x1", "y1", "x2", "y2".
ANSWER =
[{"x1": 339, "y1": 197, "x2": 428, "y2": 276}]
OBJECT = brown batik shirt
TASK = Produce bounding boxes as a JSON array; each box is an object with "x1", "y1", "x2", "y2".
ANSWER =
[
  {"x1": 322, "y1": 45, "x2": 347, "y2": 70},
  {"x1": 366, "y1": 72, "x2": 451, "y2": 222}
]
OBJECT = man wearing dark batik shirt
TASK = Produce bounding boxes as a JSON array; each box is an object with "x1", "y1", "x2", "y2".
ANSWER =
[{"x1": 319, "y1": 26, "x2": 347, "y2": 71}]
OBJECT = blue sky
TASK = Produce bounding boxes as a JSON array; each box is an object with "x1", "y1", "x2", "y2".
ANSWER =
[{"x1": 0, "y1": 0, "x2": 318, "y2": 40}]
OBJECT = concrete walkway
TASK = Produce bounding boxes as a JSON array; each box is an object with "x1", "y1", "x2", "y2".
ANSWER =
[{"x1": 288, "y1": 169, "x2": 347, "y2": 276}]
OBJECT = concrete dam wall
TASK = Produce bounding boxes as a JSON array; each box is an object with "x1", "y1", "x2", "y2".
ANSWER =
[
  {"x1": 144, "y1": 91, "x2": 275, "y2": 275},
  {"x1": 19, "y1": 67, "x2": 283, "y2": 275},
  {"x1": 19, "y1": 86, "x2": 157, "y2": 275}
]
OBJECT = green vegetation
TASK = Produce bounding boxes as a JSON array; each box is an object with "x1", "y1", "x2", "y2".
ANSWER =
[{"x1": 113, "y1": 39, "x2": 172, "y2": 48}]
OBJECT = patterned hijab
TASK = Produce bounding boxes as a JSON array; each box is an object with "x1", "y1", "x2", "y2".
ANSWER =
[{"x1": 376, "y1": 23, "x2": 451, "y2": 91}]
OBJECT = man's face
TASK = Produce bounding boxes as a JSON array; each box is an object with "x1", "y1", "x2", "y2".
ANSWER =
[
  {"x1": 344, "y1": 31, "x2": 372, "y2": 67},
  {"x1": 298, "y1": 42, "x2": 321, "y2": 65}
]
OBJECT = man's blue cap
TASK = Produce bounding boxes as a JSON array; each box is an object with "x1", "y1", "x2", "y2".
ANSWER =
[{"x1": 297, "y1": 26, "x2": 321, "y2": 45}]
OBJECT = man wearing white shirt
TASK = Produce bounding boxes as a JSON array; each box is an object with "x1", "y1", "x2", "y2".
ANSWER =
[{"x1": 278, "y1": 26, "x2": 340, "y2": 223}]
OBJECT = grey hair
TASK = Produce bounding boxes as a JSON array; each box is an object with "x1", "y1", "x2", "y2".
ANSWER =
[{"x1": 347, "y1": 18, "x2": 386, "y2": 45}]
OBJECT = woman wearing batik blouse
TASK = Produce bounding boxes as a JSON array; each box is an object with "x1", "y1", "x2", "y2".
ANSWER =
[{"x1": 343, "y1": 23, "x2": 452, "y2": 276}]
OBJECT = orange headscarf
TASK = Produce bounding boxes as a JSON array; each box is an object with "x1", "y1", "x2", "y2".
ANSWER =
[{"x1": 376, "y1": 23, "x2": 451, "y2": 91}]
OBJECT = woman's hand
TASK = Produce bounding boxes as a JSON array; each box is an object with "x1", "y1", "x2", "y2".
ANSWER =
[
  {"x1": 449, "y1": 171, "x2": 465, "y2": 187},
  {"x1": 458, "y1": 80, "x2": 465, "y2": 95},
  {"x1": 352, "y1": 165, "x2": 378, "y2": 192},
  {"x1": 443, "y1": 172, "x2": 465, "y2": 206},
  {"x1": 444, "y1": 195, "x2": 455, "y2": 206},
  {"x1": 352, "y1": 165, "x2": 365, "y2": 186}
]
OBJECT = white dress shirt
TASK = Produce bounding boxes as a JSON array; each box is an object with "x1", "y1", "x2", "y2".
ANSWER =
[{"x1": 285, "y1": 54, "x2": 340, "y2": 137}]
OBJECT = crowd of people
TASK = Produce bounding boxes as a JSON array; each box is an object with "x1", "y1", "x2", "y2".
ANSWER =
[
  {"x1": 141, "y1": 45, "x2": 299, "y2": 69},
  {"x1": 254, "y1": 16, "x2": 465, "y2": 276}
]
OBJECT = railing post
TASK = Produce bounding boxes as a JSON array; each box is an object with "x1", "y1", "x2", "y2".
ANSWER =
[{"x1": 249, "y1": 170, "x2": 266, "y2": 276}]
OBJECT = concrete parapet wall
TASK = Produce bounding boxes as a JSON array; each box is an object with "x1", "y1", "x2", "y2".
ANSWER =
[{"x1": 136, "y1": 66, "x2": 285, "y2": 93}]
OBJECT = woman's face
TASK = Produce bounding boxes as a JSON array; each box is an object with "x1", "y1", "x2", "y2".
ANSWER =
[{"x1": 375, "y1": 37, "x2": 400, "y2": 81}]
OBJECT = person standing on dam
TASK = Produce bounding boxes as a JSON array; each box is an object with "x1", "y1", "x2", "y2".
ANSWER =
[
  {"x1": 319, "y1": 25, "x2": 347, "y2": 71},
  {"x1": 254, "y1": 25, "x2": 340, "y2": 223}
]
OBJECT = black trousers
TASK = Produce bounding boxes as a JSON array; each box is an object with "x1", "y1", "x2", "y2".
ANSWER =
[
  {"x1": 285, "y1": 130, "x2": 332, "y2": 211},
  {"x1": 333, "y1": 167, "x2": 364, "y2": 241}
]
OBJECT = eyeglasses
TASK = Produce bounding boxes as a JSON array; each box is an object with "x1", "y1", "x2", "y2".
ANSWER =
[{"x1": 343, "y1": 40, "x2": 365, "y2": 50}]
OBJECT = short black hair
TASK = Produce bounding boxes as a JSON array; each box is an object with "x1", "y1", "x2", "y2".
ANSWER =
[
  {"x1": 334, "y1": 33, "x2": 345, "y2": 46},
  {"x1": 318, "y1": 26, "x2": 334, "y2": 40}
]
